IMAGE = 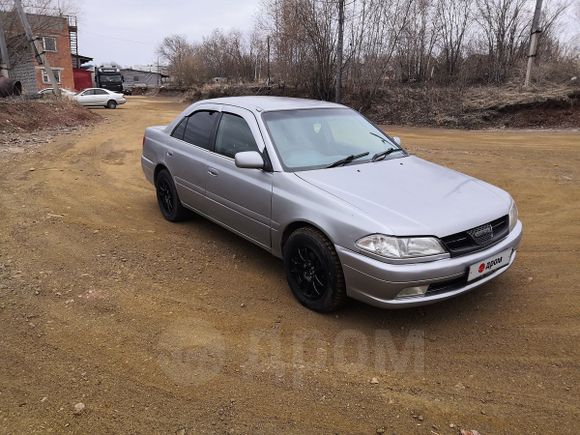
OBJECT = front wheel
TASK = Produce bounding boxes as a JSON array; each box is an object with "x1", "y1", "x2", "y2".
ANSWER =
[
  {"x1": 283, "y1": 227, "x2": 347, "y2": 312},
  {"x1": 154, "y1": 169, "x2": 189, "y2": 222},
  {"x1": 106, "y1": 100, "x2": 117, "y2": 109}
]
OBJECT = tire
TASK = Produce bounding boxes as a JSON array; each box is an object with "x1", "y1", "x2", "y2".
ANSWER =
[
  {"x1": 154, "y1": 169, "x2": 189, "y2": 222},
  {"x1": 283, "y1": 227, "x2": 347, "y2": 312},
  {"x1": 106, "y1": 100, "x2": 117, "y2": 109}
]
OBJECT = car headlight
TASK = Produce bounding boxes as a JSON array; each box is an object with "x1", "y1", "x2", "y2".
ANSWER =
[
  {"x1": 356, "y1": 234, "x2": 446, "y2": 259},
  {"x1": 508, "y1": 200, "x2": 518, "y2": 232}
]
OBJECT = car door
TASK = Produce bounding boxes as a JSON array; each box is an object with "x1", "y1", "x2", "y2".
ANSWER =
[
  {"x1": 204, "y1": 108, "x2": 273, "y2": 249},
  {"x1": 165, "y1": 108, "x2": 221, "y2": 214},
  {"x1": 93, "y1": 89, "x2": 109, "y2": 105},
  {"x1": 76, "y1": 89, "x2": 95, "y2": 105}
]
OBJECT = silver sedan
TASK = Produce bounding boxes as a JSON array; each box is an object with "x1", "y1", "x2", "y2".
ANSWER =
[{"x1": 141, "y1": 97, "x2": 523, "y2": 312}]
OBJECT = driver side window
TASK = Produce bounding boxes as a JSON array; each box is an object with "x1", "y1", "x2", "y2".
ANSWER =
[{"x1": 214, "y1": 113, "x2": 258, "y2": 158}]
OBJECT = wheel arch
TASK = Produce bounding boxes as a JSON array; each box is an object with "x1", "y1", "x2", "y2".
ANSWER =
[
  {"x1": 280, "y1": 220, "x2": 334, "y2": 255},
  {"x1": 154, "y1": 164, "x2": 169, "y2": 183}
]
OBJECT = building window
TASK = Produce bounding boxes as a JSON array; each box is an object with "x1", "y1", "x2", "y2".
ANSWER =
[
  {"x1": 42, "y1": 36, "x2": 57, "y2": 52},
  {"x1": 41, "y1": 68, "x2": 62, "y2": 84},
  {"x1": 133, "y1": 75, "x2": 140, "y2": 81}
]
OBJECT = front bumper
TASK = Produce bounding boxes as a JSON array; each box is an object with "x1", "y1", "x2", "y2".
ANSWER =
[{"x1": 336, "y1": 220, "x2": 523, "y2": 308}]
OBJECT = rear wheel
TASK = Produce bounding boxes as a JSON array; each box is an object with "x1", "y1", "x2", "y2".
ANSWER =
[
  {"x1": 106, "y1": 100, "x2": 117, "y2": 109},
  {"x1": 283, "y1": 227, "x2": 347, "y2": 312},
  {"x1": 155, "y1": 169, "x2": 189, "y2": 222}
]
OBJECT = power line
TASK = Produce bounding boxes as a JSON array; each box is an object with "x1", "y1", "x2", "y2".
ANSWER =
[{"x1": 80, "y1": 30, "x2": 156, "y2": 46}]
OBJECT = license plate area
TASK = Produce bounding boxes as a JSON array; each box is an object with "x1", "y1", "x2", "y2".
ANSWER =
[{"x1": 467, "y1": 249, "x2": 512, "y2": 282}]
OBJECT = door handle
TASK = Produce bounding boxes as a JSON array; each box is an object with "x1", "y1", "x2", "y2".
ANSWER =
[
  {"x1": 208, "y1": 168, "x2": 219, "y2": 177},
  {"x1": 166, "y1": 151, "x2": 173, "y2": 157}
]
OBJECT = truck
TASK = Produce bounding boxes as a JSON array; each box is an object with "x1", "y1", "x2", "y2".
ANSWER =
[{"x1": 95, "y1": 65, "x2": 124, "y2": 93}]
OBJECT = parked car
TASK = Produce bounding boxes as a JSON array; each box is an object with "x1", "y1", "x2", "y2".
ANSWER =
[
  {"x1": 74, "y1": 88, "x2": 126, "y2": 109},
  {"x1": 141, "y1": 97, "x2": 523, "y2": 312},
  {"x1": 37, "y1": 88, "x2": 76, "y2": 99}
]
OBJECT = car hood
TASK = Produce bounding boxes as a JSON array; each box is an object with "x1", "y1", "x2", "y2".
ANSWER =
[{"x1": 295, "y1": 156, "x2": 511, "y2": 237}]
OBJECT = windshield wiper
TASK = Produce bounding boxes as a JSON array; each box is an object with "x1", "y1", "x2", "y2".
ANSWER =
[
  {"x1": 369, "y1": 131, "x2": 389, "y2": 143},
  {"x1": 327, "y1": 152, "x2": 369, "y2": 168},
  {"x1": 371, "y1": 148, "x2": 402, "y2": 162}
]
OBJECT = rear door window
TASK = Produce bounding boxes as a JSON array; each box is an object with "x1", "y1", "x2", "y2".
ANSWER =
[{"x1": 182, "y1": 110, "x2": 219, "y2": 150}]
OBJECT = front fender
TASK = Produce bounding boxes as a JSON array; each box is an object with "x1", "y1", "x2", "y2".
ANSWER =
[{"x1": 270, "y1": 173, "x2": 382, "y2": 258}]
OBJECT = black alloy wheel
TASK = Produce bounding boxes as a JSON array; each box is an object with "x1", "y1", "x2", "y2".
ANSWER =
[
  {"x1": 284, "y1": 227, "x2": 347, "y2": 312},
  {"x1": 155, "y1": 169, "x2": 188, "y2": 222}
]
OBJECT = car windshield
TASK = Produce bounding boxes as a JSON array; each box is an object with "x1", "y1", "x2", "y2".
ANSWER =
[
  {"x1": 99, "y1": 75, "x2": 122, "y2": 83},
  {"x1": 262, "y1": 108, "x2": 403, "y2": 171}
]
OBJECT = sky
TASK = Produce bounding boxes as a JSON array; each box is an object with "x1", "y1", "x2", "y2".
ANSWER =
[
  {"x1": 74, "y1": 0, "x2": 262, "y2": 68},
  {"x1": 72, "y1": 0, "x2": 578, "y2": 68}
]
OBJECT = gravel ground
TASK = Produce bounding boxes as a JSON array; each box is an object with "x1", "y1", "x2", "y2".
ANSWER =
[{"x1": 0, "y1": 96, "x2": 578, "y2": 434}]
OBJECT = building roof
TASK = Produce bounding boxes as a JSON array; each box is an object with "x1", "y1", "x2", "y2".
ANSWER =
[
  {"x1": 72, "y1": 54, "x2": 93, "y2": 65},
  {"x1": 121, "y1": 68, "x2": 169, "y2": 78}
]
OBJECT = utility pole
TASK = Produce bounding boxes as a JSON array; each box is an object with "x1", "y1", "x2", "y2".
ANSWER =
[
  {"x1": 157, "y1": 57, "x2": 160, "y2": 88},
  {"x1": 524, "y1": 0, "x2": 543, "y2": 88},
  {"x1": 14, "y1": 0, "x2": 61, "y2": 95},
  {"x1": 254, "y1": 52, "x2": 258, "y2": 82},
  {"x1": 335, "y1": 0, "x2": 345, "y2": 103},
  {"x1": 266, "y1": 35, "x2": 271, "y2": 85}
]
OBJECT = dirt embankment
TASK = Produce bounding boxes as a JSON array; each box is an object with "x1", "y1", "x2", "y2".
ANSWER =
[
  {"x1": 365, "y1": 84, "x2": 580, "y2": 129},
  {"x1": 179, "y1": 82, "x2": 580, "y2": 129},
  {"x1": 1, "y1": 98, "x2": 101, "y2": 156},
  {"x1": 1, "y1": 98, "x2": 100, "y2": 134}
]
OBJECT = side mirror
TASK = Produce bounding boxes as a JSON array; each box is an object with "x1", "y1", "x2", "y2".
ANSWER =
[
  {"x1": 393, "y1": 136, "x2": 401, "y2": 146},
  {"x1": 235, "y1": 151, "x2": 264, "y2": 169}
]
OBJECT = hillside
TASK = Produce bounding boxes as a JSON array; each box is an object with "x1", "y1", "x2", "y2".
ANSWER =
[{"x1": 182, "y1": 82, "x2": 580, "y2": 129}]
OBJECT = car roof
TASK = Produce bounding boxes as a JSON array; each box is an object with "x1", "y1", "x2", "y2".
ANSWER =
[
  {"x1": 39, "y1": 88, "x2": 74, "y2": 93},
  {"x1": 200, "y1": 96, "x2": 345, "y2": 113}
]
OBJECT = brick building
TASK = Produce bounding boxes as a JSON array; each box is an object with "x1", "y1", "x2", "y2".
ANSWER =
[{"x1": 1, "y1": 12, "x2": 78, "y2": 93}]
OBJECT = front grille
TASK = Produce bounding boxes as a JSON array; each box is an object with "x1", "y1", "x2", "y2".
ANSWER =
[{"x1": 441, "y1": 215, "x2": 509, "y2": 257}]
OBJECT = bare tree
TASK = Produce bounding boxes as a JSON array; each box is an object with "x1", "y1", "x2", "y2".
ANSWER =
[
  {"x1": 475, "y1": 0, "x2": 530, "y2": 82},
  {"x1": 198, "y1": 29, "x2": 254, "y2": 81},
  {"x1": 535, "y1": 0, "x2": 571, "y2": 57},
  {"x1": 397, "y1": 0, "x2": 439, "y2": 83},
  {"x1": 157, "y1": 0, "x2": 575, "y2": 97},
  {"x1": 157, "y1": 34, "x2": 197, "y2": 86},
  {"x1": 436, "y1": 0, "x2": 472, "y2": 79},
  {"x1": 353, "y1": 0, "x2": 414, "y2": 107},
  {"x1": 257, "y1": 0, "x2": 339, "y2": 98}
]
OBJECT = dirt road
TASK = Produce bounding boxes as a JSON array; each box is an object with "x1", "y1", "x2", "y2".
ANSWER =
[{"x1": 0, "y1": 97, "x2": 578, "y2": 434}]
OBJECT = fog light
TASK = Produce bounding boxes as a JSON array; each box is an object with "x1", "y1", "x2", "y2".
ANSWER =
[{"x1": 396, "y1": 285, "x2": 428, "y2": 298}]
